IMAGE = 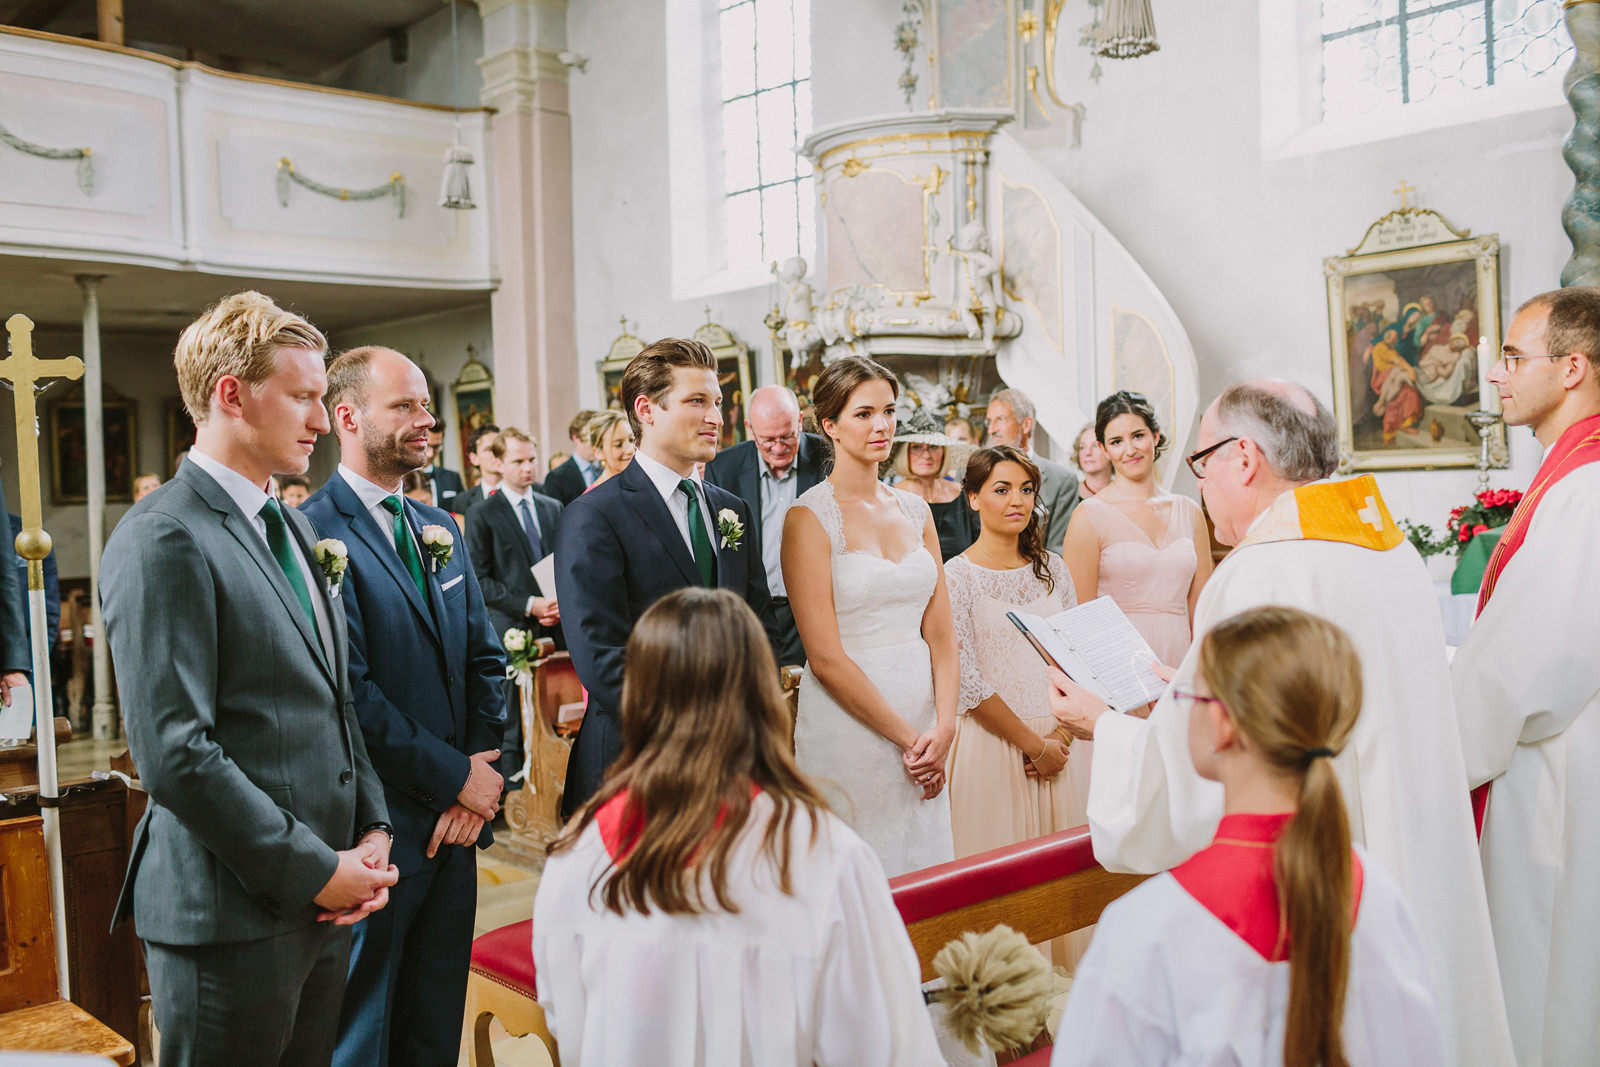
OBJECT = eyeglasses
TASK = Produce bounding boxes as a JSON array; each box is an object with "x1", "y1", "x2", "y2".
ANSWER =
[
  {"x1": 1495, "y1": 351, "x2": 1568, "y2": 372},
  {"x1": 752, "y1": 431, "x2": 798, "y2": 449},
  {"x1": 1185, "y1": 436, "x2": 1240, "y2": 479},
  {"x1": 1172, "y1": 688, "x2": 1226, "y2": 712}
]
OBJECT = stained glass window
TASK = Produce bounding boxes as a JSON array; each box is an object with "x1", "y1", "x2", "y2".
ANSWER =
[
  {"x1": 1320, "y1": 0, "x2": 1570, "y2": 122},
  {"x1": 719, "y1": 0, "x2": 813, "y2": 276}
]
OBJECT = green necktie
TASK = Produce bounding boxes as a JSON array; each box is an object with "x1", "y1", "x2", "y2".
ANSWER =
[
  {"x1": 259, "y1": 497, "x2": 322, "y2": 643},
  {"x1": 678, "y1": 478, "x2": 716, "y2": 587},
  {"x1": 380, "y1": 495, "x2": 428, "y2": 600}
]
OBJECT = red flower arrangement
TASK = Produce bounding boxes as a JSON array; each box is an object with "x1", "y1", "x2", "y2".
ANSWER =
[{"x1": 1403, "y1": 488, "x2": 1524, "y2": 558}]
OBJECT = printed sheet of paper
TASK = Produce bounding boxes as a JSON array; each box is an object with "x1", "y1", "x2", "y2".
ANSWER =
[
  {"x1": 1013, "y1": 596, "x2": 1167, "y2": 712},
  {"x1": 531, "y1": 553, "x2": 557, "y2": 597},
  {"x1": 0, "y1": 681, "x2": 34, "y2": 741}
]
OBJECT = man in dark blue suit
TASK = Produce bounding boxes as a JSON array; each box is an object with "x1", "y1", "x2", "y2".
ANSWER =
[
  {"x1": 556, "y1": 339, "x2": 781, "y2": 813},
  {"x1": 303, "y1": 346, "x2": 506, "y2": 1067}
]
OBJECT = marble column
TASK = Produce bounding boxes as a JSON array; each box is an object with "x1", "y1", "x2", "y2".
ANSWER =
[
  {"x1": 479, "y1": 0, "x2": 579, "y2": 454},
  {"x1": 1562, "y1": 0, "x2": 1600, "y2": 286},
  {"x1": 76, "y1": 275, "x2": 115, "y2": 741}
]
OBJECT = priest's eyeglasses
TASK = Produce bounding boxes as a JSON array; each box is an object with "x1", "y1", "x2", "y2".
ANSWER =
[{"x1": 1186, "y1": 436, "x2": 1240, "y2": 479}]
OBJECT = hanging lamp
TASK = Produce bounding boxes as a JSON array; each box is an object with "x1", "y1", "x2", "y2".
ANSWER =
[
  {"x1": 1095, "y1": 0, "x2": 1159, "y2": 59},
  {"x1": 440, "y1": 0, "x2": 477, "y2": 209}
]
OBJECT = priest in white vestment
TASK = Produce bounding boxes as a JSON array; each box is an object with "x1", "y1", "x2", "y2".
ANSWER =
[
  {"x1": 1047, "y1": 380, "x2": 1514, "y2": 1067},
  {"x1": 1453, "y1": 288, "x2": 1600, "y2": 1067}
]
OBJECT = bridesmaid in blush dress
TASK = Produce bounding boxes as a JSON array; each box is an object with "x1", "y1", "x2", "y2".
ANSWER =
[{"x1": 1061, "y1": 391, "x2": 1212, "y2": 666}]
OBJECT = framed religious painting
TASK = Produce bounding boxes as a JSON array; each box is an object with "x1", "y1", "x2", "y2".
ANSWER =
[
  {"x1": 693, "y1": 318, "x2": 752, "y2": 448},
  {"x1": 48, "y1": 388, "x2": 137, "y2": 504},
  {"x1": 597, "y1": 318, "x2": 646, "y2": 411},
  {"x1": 451, "y1": 352, "x2": 495, "y2": 467},
  {"x1": 1325, "y1": 208, "x2": 1506, "y2": 473}
]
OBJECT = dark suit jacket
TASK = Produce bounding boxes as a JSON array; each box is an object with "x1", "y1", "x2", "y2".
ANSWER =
[
  {"x1": 542, "y1": 455, "x2": 589, "y2": 507},
  {"x1": 465, "y1": 488, "x2": 564, "y2": 648},
  {"x1": 302, "y1": 476, "x2": 507, "y2": 876},
  {"x1": 554, "y1": 460, "x2": 780, "y2": 810},
  {"x1": 424, "y1": 465, "x2": 466, "y2": 512},
  {"x1": 703, "y1": 433, "x2": 828, "y2": 569},
  {"x1": 101, "y1": 460, "x2": 386, "y2": 943},
  {"x1": 8, "y1": 513, "x2": 58, "y2": 655},
  {"x1": 0, "y1": 482, "x2": 28, "y2": 674}
]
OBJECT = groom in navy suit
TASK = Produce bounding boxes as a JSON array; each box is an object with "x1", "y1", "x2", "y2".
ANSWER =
[
  {"x1": 302, "y1": 346, "x2": 506, "y2": 1067},
  {"x1": 556, "y1": 338, "x2": 781, "y2": 812}
]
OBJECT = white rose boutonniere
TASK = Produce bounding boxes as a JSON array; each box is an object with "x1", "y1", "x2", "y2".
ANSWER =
[
  {"x1": 717, "y1": 508, "x2": 745, "y2": 551},
  {"x1": 420, "y1": 524, "x2": 454, "y2": 571},
  {"x1": 312, "y1": 538, "x2": 349, "y2": 597}
]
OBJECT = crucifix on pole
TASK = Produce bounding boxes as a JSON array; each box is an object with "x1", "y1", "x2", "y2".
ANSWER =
[{"x1": 0, "y1": 312, "x2": 85, "y2": 998}]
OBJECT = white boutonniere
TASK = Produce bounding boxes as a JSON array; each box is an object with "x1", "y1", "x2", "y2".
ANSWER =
[
  {"x1": 312, "y1": 538, "x2": 349, "y2": 597},
  {"x1": 717, "y1": 508, "x2": 744, "y2": 551},
  {"x1": 420, "y1": 525, "x2": 453, "y2": 571}
]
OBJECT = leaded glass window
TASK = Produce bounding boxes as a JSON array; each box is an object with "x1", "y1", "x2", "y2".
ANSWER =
[
  {"x1": 719, "y1": 0, "x2": 813, "y2": 276},
  {"x1": 1320, "y1": 0, "x2": 1570, "y2": 122}
]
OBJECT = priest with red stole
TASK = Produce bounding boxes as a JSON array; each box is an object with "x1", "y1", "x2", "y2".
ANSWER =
[{"x1": 1453, "y1": 286, "x2": 1600, "y2": 1067}]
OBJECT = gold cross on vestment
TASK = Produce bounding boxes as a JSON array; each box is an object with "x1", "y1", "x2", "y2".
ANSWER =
[
  {"x1": 1, "y1": 315, "x2": 85, "y2": 561},
  {"x1": 1393, "y1": 179, "x2": 1415, "y2": 210}
]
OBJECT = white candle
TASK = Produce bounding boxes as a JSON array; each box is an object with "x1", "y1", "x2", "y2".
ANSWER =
[{"x1": 1478, "y1": 336, "x2": 1494, "y2": 412}]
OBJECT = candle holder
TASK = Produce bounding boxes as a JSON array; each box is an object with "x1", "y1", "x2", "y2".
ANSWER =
[{"x1": 1466, "y1": 409, "x2": 1502, "y2": 492}]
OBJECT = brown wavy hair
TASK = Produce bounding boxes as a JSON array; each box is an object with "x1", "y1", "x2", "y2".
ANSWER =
[
  {"x1": 549, "y1": 588, "x2": 830, "y2": 916},
  {"x1": 809, "y1": 356, "x2": 899, "y2": 465},
  {"x1": 962, "y1": 446, "x2": 1054, "y2": 593},
  {"x1": 1197, "y1": 606, "x2": 1363, "y2": 1067}
]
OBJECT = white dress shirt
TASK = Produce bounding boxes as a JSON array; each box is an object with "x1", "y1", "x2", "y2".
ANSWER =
[
  {"x1": 498, "y1": 482, "x2": 549, "y2": 615},
  {"x1": 757, "y1": 456, "x2": 798, "y2": 597},
  {"x1": 632, "y1": 449, "x2": 715, "y2": 560},
  {"x1": 188, "y1": 448, "x2": 334, "y2": 663},
  {"x1": 337, "y1": 464, "x2": 415, "y2": 554}
]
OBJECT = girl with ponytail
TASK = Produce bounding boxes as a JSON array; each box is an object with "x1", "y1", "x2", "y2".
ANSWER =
[{"x1": 1053, "y1": 606, "x2": 1445, "y2": 1066}]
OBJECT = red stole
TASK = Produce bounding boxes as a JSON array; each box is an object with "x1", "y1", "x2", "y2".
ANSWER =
[
  {"x1": 1469, "y1": 412, "x2": 1600, "y2": 833},
  {"x1": 1171, "y1": 813, "x2": 1364, "y2": 962},
  {"x1": 595, "y1": 785, "x2": 760, "y2": 862}
]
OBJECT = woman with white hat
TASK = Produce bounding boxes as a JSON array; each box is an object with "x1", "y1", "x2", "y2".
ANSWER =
[{"x1": 890, "y1": 406, "x2": 976, "y2": 560}]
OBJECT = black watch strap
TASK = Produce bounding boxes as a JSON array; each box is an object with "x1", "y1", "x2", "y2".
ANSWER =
[{"x1": 357, "y1": 821, "x2": 395, "y2": 844}]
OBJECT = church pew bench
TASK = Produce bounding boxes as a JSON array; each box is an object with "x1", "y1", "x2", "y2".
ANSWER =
[
  {"x1": 503, "y1": 639, "x2": 581, "y2": 845},
  {"x1": 889, "y1": 824, "x2": 1146, "y2": 1063},
  {"x1": 464, "y1": 918, "x2": 556, "y2": 1067}
]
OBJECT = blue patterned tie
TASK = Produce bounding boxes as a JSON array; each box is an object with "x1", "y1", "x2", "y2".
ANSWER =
[{"x1": 519, "y1": 498, "x2": 544, "y2": 560}]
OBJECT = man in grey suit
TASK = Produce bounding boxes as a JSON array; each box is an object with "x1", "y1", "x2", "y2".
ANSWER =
[
  {"x1": 986, "y1": 387, "x2": 1081, "y2": 552},
  {"x1": 102, "y1": 292, "x2": 397, "y2": 1067}
]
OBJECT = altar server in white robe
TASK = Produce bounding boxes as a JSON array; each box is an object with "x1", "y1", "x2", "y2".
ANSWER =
[
  {"x1": 533, "y1": 587, "x2": 942, "y2": 1067},
  {"x1": 1048, "y1": 380, "x2": 1513, "y2": 1067},
  {"x1": 1454, "y1": 287, "x2": 1600, "y2": 1067},
  {"x1": 1056, "y1": 606, "x2": 1445, "y2": 1067}
]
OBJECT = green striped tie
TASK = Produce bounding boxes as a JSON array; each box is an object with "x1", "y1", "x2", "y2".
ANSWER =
[
  {"x1": 380, "y1": 495, "x2": 428, "y2": 599},
  {"x1": 259, "y1": 498, "x2": 321, "y2": 642}
]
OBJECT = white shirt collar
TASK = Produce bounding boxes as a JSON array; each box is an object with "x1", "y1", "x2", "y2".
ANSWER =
[
  {"x1": 633, "y1": 448, "x2": 698, "y2": 505},
  {"x1": 498, "y1": 482, "x2": 535, "y2": 509},
  {"x1": 188, "y1": 448, "x2": 272, "y2": 520},
  {"x1": 338, "y1": 464, "x2": 403, "y2": 511}
]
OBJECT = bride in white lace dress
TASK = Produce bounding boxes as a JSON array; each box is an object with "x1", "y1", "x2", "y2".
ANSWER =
[{"x1": 781, "y1": 358, "x2": 957, "y2": 877}]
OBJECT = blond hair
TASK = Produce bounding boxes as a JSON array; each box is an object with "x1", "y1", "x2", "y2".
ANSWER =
[
  {"x1": 175, "y1": 292, "x2": 326, "y2": 425},
  {"x1": 585, "y1": 409, "x2": 629, "y2": 452}
]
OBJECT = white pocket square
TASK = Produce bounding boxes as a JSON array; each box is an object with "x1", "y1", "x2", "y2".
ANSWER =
[{"x1": 440, "y1": 575, "x2": 464, "y2": 591}]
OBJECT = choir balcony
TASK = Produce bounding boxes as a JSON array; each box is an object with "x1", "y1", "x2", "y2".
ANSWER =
[{"x1": 0, "y1": 27, "x2": 496, "y2": 297}]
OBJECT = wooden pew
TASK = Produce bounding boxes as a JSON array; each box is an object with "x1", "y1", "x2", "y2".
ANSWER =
[
  {"x1": 0, "y1": 814, "x2": 135, "y2": 1064},
  {"x1": 889, "y1": 824, "x2": 1146, "y2": 1062},
  {"x1": 503, "y1": 638, "x2": 581, "y2": 847}
]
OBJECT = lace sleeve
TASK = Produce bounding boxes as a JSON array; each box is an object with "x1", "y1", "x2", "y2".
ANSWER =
[
  {"x1": 945, "y1": 561, "x2": 998, "y2": 714},
  {"x1": 1048, "y1": 551, "x2": 1078, "y2": 608},
  {"x1": 793, "y1": 482, "x2": 845, "y2": 556}
]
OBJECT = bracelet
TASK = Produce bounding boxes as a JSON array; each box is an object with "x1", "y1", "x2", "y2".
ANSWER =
[
  {"x1": 357, "y1": 821, "x2": 395, "y2": 844},
  {"x1": 1050, "y1": 726, "x2": 1075, "y2": 750},
  {"x1": 1031, "y1": 737, "x2": 1049, "y2": 762}
]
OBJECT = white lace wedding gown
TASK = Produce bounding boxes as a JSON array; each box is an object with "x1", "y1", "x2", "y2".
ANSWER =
[{"x1": 792, "y1": 482, "x2": 955, "y2": 878}]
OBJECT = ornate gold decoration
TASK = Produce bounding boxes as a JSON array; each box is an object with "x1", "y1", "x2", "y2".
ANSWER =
[
  {"x1": 816, "y1": 128, "x2": 993, "y2": 172},
  {"x1": 1393, "y1": 178, "x2": 1415, "y2": 209},
  {"x1": 920, "y1": 164, "x2": 948, "y2": 194},
  {"x1": 1346, "y1": 207, "x2": 1471, "y2": 256},
  {"x1": 1043, "y1": 0, "x2": 1070, "y2": 108},
  {"x1": 1026, "y1": 65, "x2": 1053, "y2": 122},
  {"x1": 1018, "y1": 9, "x2": 1040, "y2": 40},
  {"x1": 840, "y1": 155, "x2": 869, "y2": 177}
]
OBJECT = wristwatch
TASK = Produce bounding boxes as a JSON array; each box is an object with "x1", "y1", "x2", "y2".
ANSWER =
[{"x1": 356, "y1": 821, "x2": 396, "y2": 845}]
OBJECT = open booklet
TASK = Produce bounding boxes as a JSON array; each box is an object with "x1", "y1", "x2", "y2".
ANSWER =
[{"x1": 1007, "y1": 596, "x2": 1167, "y2": 714}]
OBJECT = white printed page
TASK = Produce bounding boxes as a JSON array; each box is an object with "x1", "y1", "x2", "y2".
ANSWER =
[{"x1": 1044, "y1": 596, "x2": 1167, "y2": 712}]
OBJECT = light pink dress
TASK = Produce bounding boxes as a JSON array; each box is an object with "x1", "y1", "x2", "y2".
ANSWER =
[{"x1": 1081, "y1": 494, "x2": 1200, "y2": 666}]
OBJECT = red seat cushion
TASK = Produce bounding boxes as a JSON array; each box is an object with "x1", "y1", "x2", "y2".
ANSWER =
[
  {"x1": 469, "y1": 918, "x2": 538, "y2": 1000},
  {"x1": 1009, "y1": 1047, "x2": 1054, "y2": 1066}
]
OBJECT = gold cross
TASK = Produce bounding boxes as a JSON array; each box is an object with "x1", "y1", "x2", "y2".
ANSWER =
[
  {"x1": 1394, "y1": 179, "x2": 1415, "y2": 210},
  {"x1": 1, "y1": 315, "x2": 85, "y2": 563}
]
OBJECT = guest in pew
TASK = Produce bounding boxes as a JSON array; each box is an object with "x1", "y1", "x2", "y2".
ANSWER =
[
  {"x1": 1069, "y1": 422, "x2": 1111, "y2": 499},
  {"x1": 943, "y1": 414, "x2": 979, "y2": 446},
  {"x1": 133, "y1": 471, "x2": 163, "y2": 502},
  {"x1": 944, "y1": 446, "x2": 1089, "y2": 968},
  {"x1": 534, "y1": 588, "x2": 943, "y2": 1067},
  {"x1": 582, "y1": 408, "x2": 635, "y2": 490},
  {"x1": 1054, "y1": 606, "x2": 1445, "y2": 1067},
  {"x1": 543, "y1": 409, "x2": 602, "y2": 505},
  {"x1": 453, "y1": 424, "x2": 502, "y2": 515},
  {"x1": 277, "y1": 474, "x2": 312, "y2": 508},
  {"x1": 400, "y1": 469, "x2": 433, "y2": 507},
  {"x1": 1060, "y1": 391, "x2": 1210, "y2": 666},
  {"x1": 889, "y1": 406, "x2": 976, "y2": 561}
]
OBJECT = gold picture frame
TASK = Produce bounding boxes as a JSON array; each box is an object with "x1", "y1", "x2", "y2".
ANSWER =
[
  {"x1": 48, "y1": 387, "x2": 137, "y2": 504},
  {"x1": 1325, "y1": 215, "x2": 1505, "y2": 473}
]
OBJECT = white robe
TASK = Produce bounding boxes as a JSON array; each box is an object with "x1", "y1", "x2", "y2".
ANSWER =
[
  {"x1": 532, "y1": 795, "x2": 944, "y2": 1067},
  {"x1": 1051, "y1": 848, "x2": 1447, "y2": 1066},
  {"x1": 1085, "y1": 525, "x2": 1514, "y2": 1066},
  {"x1": 1454, "y1": 461, "x2": 1600, "y2": 1067}
]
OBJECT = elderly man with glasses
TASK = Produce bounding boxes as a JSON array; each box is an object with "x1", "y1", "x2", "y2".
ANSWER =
[
  {"x1": 1048, "y1": 378, "x2": 1513, "y2": 1067},
  {"x1": 1451, "y1": 286, "x2": 1600, "y2": 1067},
  {"x1": 704, "y1": 384, "x2": 828, "y2": 666}
]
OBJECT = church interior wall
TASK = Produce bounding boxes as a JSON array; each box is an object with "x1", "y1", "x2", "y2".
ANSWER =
[
  {"x1": 563, "y1": 0, "x2": 1566, "y2": 535},
  {"x1": 315, "y1": 2, "x2": 485, "y2": 108}
]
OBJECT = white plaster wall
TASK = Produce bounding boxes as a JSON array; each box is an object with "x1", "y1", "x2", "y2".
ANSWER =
[{"x1": 317, "y1": 3, "x2": 486, "y2": 109}]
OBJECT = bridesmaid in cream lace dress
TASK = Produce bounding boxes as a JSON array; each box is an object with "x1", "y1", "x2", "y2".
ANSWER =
[
  {"x1": 1061, "y1": 391, "x2": 1212, "y2": 665},
  {"x1": 946, "y1": 445, "x2": 1091, "y2": 967}
]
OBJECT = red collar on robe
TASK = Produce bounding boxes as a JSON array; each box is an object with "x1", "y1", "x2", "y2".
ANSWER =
[
  {"x1": 595, "y1": 785, "x2": 761, "y2": 863},
  {"x1": 1477, "y1": 411, "x2": 1600, "y2": 613},
  {"x1": 1170, "y1": 813, "x2": 1365, "y2": 962}
]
